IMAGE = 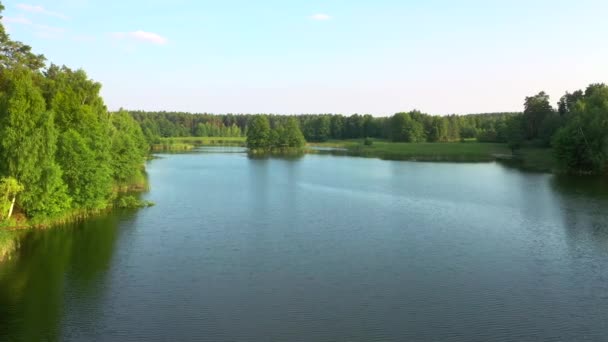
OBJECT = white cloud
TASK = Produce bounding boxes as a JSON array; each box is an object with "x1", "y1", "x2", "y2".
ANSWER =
[
  {"x1": 16, "y1": 3, "x2": 68, "y2": 20},
  {"x1": 310, "y1": 13, "x2": 331, "y2": 21},
  {"x1": 112, "y1": 30, "x2": 168, "y2": 45},
  {"x1": 2, "y1": 16, "x2": 32, "y2": 25}
]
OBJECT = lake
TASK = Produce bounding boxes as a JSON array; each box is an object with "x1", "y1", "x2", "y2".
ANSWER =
[{"x1": 2, "y1": 147, "x2": 608, "y2": 341}]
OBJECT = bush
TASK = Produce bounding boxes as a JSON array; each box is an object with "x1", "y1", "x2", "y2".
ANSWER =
[
  {"x1": 115, "y1": 195, "x2": 155, "y2": 209},
  {"x1": 364, "y1": 137, "x2": 373, "y2": 146}
]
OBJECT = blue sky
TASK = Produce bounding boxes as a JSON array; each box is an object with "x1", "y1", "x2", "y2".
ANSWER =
[{"x1": 2, "y1": 0, "x2": 607, "y2": 115}]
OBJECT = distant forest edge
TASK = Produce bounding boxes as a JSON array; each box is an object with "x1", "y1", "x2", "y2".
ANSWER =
[
  {"x1": 0, "y1": 2, "x2": 149, "y2": 234},
  {"x1": 128, "y1": 83, "x2": 608, "y2": 175}
]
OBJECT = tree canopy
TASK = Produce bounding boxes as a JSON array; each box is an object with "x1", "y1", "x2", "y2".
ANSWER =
[{"x1": 0, "y1": 6, "x2": 148, "y2": 220}]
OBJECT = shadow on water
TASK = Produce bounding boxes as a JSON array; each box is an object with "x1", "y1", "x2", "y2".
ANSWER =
[
  {"x1": 550, "y1": 175, "x2": 608, "y2": 255},
  {"x1": 246, "y1": 151, "x2": 305, "y2": 161},
  {"x1": 0, "y1": 211, "x2": 136, "y2": 342},
  {"x1": 551, "y1": 175, "x2": 608, "y2": 199}
]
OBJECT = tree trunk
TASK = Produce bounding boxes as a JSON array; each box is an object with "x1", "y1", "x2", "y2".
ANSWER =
[{"x1": 7, "y1": 196, "x2": 15, "y2": 219}]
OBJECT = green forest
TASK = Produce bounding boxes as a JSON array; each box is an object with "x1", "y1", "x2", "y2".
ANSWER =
[
  {"x1": 1, "y1": 0, "x2": 607, "y2": 231},
  {"x1": 129, "y1": 83, "x2": 608, "y2": 174},
  {"x1": 0, "y1": 4, "x2": 148, "y2": 227}
]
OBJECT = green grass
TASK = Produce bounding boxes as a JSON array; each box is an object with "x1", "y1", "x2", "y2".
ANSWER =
[
  {"x1": 151, "y1": 142, "x2": 195, "y2": 151},
  {"x1": 151, "y1": 137, "x2": 246, "y2": 151},
  {"x1": 160, "y1": 136, "x2": 246, "y2": 145},
  {"x1": 309, "y1": 139, "x2": 512, "y2": 162}
]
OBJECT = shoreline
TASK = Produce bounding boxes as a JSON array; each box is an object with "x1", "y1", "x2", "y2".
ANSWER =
[{"x1": 0, "y1": 181, "x2": 150, "y2": 262}]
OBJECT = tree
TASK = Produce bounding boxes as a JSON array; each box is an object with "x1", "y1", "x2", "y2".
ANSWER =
[
  {"x1": 0, "y1": 68, "x2": 71, "y2": 217},
  {"x1": 109, "y1": 111, "x2": 148, "y2": 184},
  {"x1": 390, "y1": 112, "x2": 425, "y2": 142},
  {"x1": 43, "y1": 65, "x2": 116, "y2": 209},
  {"x1": 313, "y1": 116, "x2": 331, "y2": 142},
  {"x1": 505, "y1": 115, "x2": 525, "y2": 152},
  {"x1": 523, "y1": 91, "x2": 554, "y2": 140},
  {"x1": 246, "y1": 115, "x2": 272, "y2": 149},
  {"x1": 0, "y1": 177, "x2": 23, "y2": 220},
  {"x1": 0, "y1": 4, "x2": 46, "y2": 71},
  {"x1": 558, "y1": 90, "x2": 583, "y2": 116},
  {"x1": 282, "y1": 118, "x2": 306, "y2": 148},
  {"x1": 553, "y1": 84, "x2": 608, "y2": 173}
]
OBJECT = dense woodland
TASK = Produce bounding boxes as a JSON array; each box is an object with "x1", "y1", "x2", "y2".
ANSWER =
[
  {"x1": 0, "y1": 0, "x2": 606, "y2": 227},
  {"x1": 129, "y1": 84, "x2": 608, "y2": 174},
  {"x1": 129, "y1": 110, "x2": 518, "y2": 144},
  {"x1": 0, "y1": 4, "x2": 148, "y2": 223}
]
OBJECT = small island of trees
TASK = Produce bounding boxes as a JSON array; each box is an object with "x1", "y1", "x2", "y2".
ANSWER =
[{"x1": 246, "y1": 116, "x2": 306, "y2": 152}]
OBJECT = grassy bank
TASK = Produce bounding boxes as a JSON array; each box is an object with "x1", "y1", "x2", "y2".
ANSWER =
[
  {"x1": 309, "y1": 139, "x2": 511, "y2": 162},
  {"x1": 0, "y1": 173, "x2": 152, "y2": 261},
  {"x1": 151, "y1": 137, "x2": 246, "y2": 151},
  {"x1": 151, "y1": 142, "x2": 195, "y2": 151},
  {"x1": 308, "y1": 139, "x2": 556, "y2": 171}
]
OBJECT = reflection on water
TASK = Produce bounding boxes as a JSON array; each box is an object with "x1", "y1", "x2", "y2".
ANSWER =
[
  {"x1": 0, "y1": 213, "x2": 135, "y2": 341},
  {"x1": 1, "y1": 148, "x2": 608, "y2": 341}
]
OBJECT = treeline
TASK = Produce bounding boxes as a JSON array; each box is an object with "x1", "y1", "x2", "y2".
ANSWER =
[
  {"x1": 0, "y1": 5, "x2": 148, "y2": 222},
  {"x1": 130, "y1": 84, "x2": 608, "y2": 174},
  {"x1": 247, "y1": 116, "x2": 305, "y2": 150},
  {"x1": 537, "y1": 85, "x2": 608, "y2": 174},
  {"x1": 129, "y1": 110, "x2": 519, "y2": 144}
]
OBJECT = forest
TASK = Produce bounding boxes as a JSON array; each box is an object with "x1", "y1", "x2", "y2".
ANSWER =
[
  {"x1": 129, "y1": 83, "x2": 608, "y2": 174},
  {"x1": 0, "y1": 4, "x2": 148, "y2": 225},
  {"x1": 0, "y1": 0, "x2": 607, "y2": 230}
]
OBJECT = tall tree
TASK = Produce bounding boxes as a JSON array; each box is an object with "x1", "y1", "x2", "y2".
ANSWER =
[
  {"x1": 0, "y1": 3, "x2": 45, "y2": 71},
  {"x1": 246, "y1": 115, "x2": 272, "y2": 149},
  {"x1": 0, "y1": 177, "x2": 23, "y2": 219},
  {"x1": 0, "y1": 68, "x2": 71, "y2": 217},
  {"x1": 523, "y1": 91, "x2": 554, "y2": 140},
  {"x1": 553, "y1": 84, "x2": 608, "y2": 173},
  {"x1": 43, "y1": 65, "x2": 115, "y2": 209}
]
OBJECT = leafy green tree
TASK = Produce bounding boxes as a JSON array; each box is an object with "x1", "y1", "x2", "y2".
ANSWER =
[
  {"x1": 313, "y1": 116, "x2": 331, "y2": 142},
  {"x1": 0, "y1": 177, "x2": 23, "y2": 220},
  {"x1": 523, "y1": 91, "x2": 554, "y2": 140},
  {"x1": 0, "y1": 68, "x2": 71, "y2": 217},
  {"x1": 43, "y1": 65, "x2": 115, "y2": 209},
  {"x1": 390, "y1": 112, "x2": 425, "y2": 142},
  {"x1": 558, "y1": 90, "x2": 583, "y2": 116},
  {"x1": 57, "y1": 130, "x2": 111, "y2": 209},
  {"x1": 0, "y1": 4, "x2": 45, "y2": 71},
  {"x1": 247, "y1": 115, "x2": 272, "y2": 149},
  {"x1": 110, "y1": 111, "x2": 148, "y2": 184},
  {"x1": 553, "y1": 84, "x2": 608, "y2": 173},
  {"x1": 282, "y1": 118, "x2": 306, "y2": 148},
  {"x1": 330, "y1": 115, "x2": 344, "y2": 139},
  {"x1": 505, "y1": 115, "x2": 525, "y2": 152}
]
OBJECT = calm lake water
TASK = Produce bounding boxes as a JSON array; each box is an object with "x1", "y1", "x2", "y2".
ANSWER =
[{"x1": 2, "y1": 147, "x2": 608, "y2": 341}]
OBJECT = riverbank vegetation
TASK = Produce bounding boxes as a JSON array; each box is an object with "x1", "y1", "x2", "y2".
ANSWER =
[
  {"x1": 130, "y1": 83, "x2": 607, "y2": 174},
  {"x1": 309, "y1": 140, "x2": 511, "y2": 162},
  {"x1": 0, "y1": 4, "x2": 150, "y2": 244},
  {"x1": 247, "y1": 116, "x2": 306, "y2": 152}
]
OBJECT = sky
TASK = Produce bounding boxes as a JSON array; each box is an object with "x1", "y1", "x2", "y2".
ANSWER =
[{"x1": 1, "y1": 0, "x2": 607, "y2": 116}]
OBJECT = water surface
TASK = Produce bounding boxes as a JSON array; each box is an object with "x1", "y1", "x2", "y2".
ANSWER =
[{"x1": 2, "y1": 147, "x2": 608, "y2": 341}]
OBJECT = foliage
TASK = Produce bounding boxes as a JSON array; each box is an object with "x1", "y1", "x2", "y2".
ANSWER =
[
  {"x1": 246, "y1": 115, "x2": 306, "y2": 150},
  {"x1": 246, "y1": 115, "x2": 272, "y2": 149},
  {"x1": 552, "y1": 84, "x2": 608, "y2": 173},
  {"x1": 0, "y1": 9, "x2": 149, "y2": 222},
  {"x1": 523, "y1": 91, "x2": 554, "y2": 140},
  {"x1": 0, "y1": 177, "x2": 23, "y2": 219},
  {"x1": 115, "y1": 195, "x2": 154, "y2": 209},
  {"x1": 310, "y1": 140, "x2": 510, "y2": 162}
]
